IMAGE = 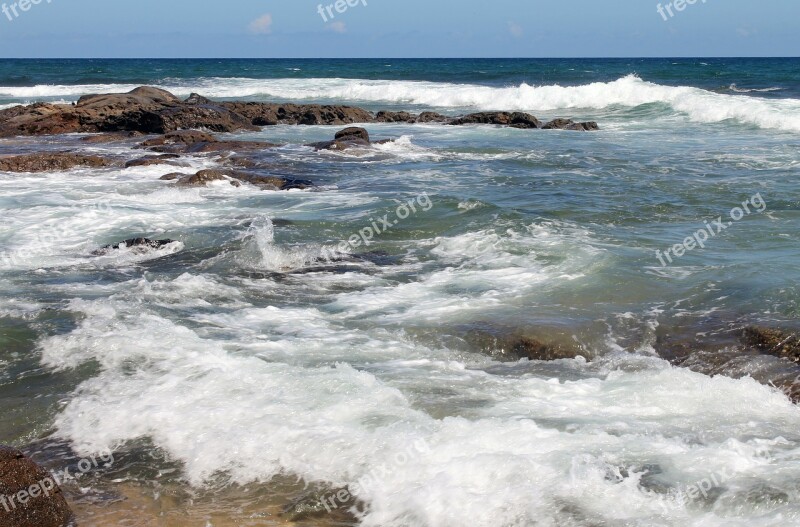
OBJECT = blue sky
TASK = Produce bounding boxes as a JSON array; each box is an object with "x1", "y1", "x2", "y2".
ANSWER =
[{"x1": 0, "y1": 0, "x2": 797, "y2": 58}]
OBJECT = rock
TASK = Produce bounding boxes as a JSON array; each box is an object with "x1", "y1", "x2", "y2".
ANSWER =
[
  {"x1": 158, "y1": 172, "x2": 184, "y2": 181},
  {"x1": 464, "y1": 324, "x2": 585, "y2": 362},
  {"x1": 220, "y1": 102, "x2": 374, "y2": 127},
  {"x1": 742, "y1": 326, "x2": 800, "y2": 363},
  {"x1": 167, "y1": 169, "x2": 311, "y2": 190},
  {"x1": 374, "y1": 111, "x2": 415, "y2": 123},
  {"x1": 0, "y1": 152, "x2": 110, "y2": 173},
  {"x1": 0, "y1": 445, "x2": 75, "y2": 527},
  {"x1": 97, "y1": 238, "x2": 176, "y2": 253},
  {"x1": 334, "y1": 127, "x2": 370, "y2": 142},
  {"x1": 124, "y1": 154, "x2": 181, "y2": 168},
  {"x1": 138, "y1": 130, "x2": 218, "y2": 148},
  {"x1": 175, "y1": 169, "x2": 241, "y2": 187},
  {"x1": 417, "y1": 111, "x2": 449, "y2": 123},
  {"x1": 542, "y1": 119, "x2": 599, "y2": 131},
  {"x1": 449, "y1": 111, "x2": 540, "y2": 128},
  {"x1": 184, "y1": 140, "x2": 281, "y2": 154},
  {"x1": 80, "y1": 131, "x2": 144, "y2": 143},
  {"x1": 508, "y1": 112, "x2": 543, "y2": 129},
  {"x1": 184, "y1": 93, "x2": 213, "y2": 105},
  {"x1": 0, "y1": 86, "x2": 258, "y2": 137},
  {"x1": 310, "y1": 138, "x2": 371, "y2": 152}
]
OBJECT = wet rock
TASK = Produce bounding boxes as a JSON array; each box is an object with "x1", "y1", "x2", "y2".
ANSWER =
[
  {"x1": 80, "y1": 131, "x2": 144, "y2": 143},
  {"x1": 175, "y1": 169, "x2": 241, "y2": 187},
  {"x1": 124, "y1": 154, "x2": 181, "y2": 168},
  {"x1": 184, "y1": 140, "x2": 281, "y2": 154},
  {"x1": 310, "y1": 138, "x2": 372, "y2": 152},
  {"x1": 374, "y1": 111, "x2": 415, "y2": 123},
  {"x1": 543, "y1": 118, "x2": 599, "y2": 131},
  {"x1": 184, "y1": 93, "x2": 213, "y2": 105},
  {"x1": 96, "y1": 238, "x2": 176, "y2": 253},
  {"x1": 282, "y1": 487, "x2": 360, "y2": 523},
  {"x1": 742, "y1": 326, "x2": 800, "y2": 363},
  {"x1": 220, "y1": 102, "x2": 374, "y2": 126},
  {"x1": 335, "y1": 127, "x2": 370, "y2": 142},
  {"x1": 138, "y1": 130, "x2": 218, "y2": 149},
  {"x1": 450, "y1": 111, "x2": 542, "y2": 129},
  {"x1": 0, "y1": 152, "x2": 110, "y2": 172},
  {"x1": 158, "y1": 172, "x2": 184, "y2": 181},
  {"x1": 465, "y1": 324, "x2": 586, "y2": 362},
  {"x1": 0, "y1": 445, "x2": 75, "y2": 527},
  {"x1": 167, "y1": 168, "x2": 311, "y2": 190},
  {"x1": 0, "y1": 86, "x2": 257, "y2": 137},
  {"x1": 417, "y1": 111, "x2": 449, "y2": 123}
]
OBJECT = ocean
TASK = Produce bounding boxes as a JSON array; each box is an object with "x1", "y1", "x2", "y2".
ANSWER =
[{"x1": 1, "y1": 58, "x2": 800, "y2": 526}]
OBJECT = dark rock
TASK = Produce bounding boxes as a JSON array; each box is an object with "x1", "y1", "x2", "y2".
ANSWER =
[
  {"x1": 509, "y1": 112, "x2": 543, "y2": 129},
  {"x1": 334, "y1": 127, "x2": 370, "y2": 142},
  {"x1": 310, "y1": 138, "x2": 372, "y2": 152},
  {"x1": 80, "y1": 131, "x2": 144, "y2": 143},
  {"x1": 0, "y1": 445, "x2": 75, "y2": 527},
  {"x1": 220, "y1": 102, "x2": 373, "y2": 127},
  {"x1": 417, "y1": 111, "x2": 449, "y2": 123},
  {"x1": 175, "y1": 169, "x2": 241, "y2": 187},
  {"x1": 167, "y1": 169, "x2": 311, "y2": 190},
  {"x1": 465, "y1": 324, "x2": 586, "y2": 362},
  {"x1": 742, "y1": 326, "x2": 800, "y2": 363},
  {"x1": 99, "y1": 238, "x2": 176, "y2": 252},
  {"x1": 374, "y1": 111, "x2": 415, "y2": 123},
  {"x1": 184, "y1": 140, "x2": 281, "y2": 154},
  {"x1": 124, "y1": 154, "x2": 181, "y2": 168},
  {"x1": 184, "y1": 93, "x2": 213, "y2": 105},
  {"x1": 0, "y1": 152, "x2": 110, "y2": 173},
  {"x1": 542, "y1": 119, "x2": 599, "y2": 131},
  {"x1": 138, "y1": 130, "x2": 218, "y2": 149},
  {"x1": 158, "y1": 172, "x2": 184, "y2": 181}
]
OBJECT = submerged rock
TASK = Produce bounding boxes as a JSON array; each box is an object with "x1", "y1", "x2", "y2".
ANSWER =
[
  {"x1": 0, "y1": 446, "x2": 75, "y2": 527},
  {"x1": 93, "y1": 238, "x2": 177, "y2": 255},
  {"x1": 0, "y1": 152, "x2": 110, "y2": 173},
  {"x1": 465, "y1": 324, "x2": 586, "y2": 362},
  {"x1": 542, "y1": 118, "x2": 599, "y2": 131},
  {"x1": 174, "y1": 169, "x2": 241, "y2": 187},
  {"x1": 742, "y1": 326, "x2": 800, "y2": 363}
]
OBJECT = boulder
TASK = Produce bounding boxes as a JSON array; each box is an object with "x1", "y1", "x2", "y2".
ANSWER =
[
  {"x1": 174, "y1": 169, "x2": 241, "y2": 187},
  {"x1": 334, "y1": 127, "x2": 370, "y2": 142},
  {"x1": 138, "y1": 130, "x2": 218, "y2": 148},
  {"x1": 0, "y1": 152, "x2": 110, "y2": 173},
  {"x1": 220, "y1": 102, "x2": 374, "y2": 127},
  {"x1": 0, "y1": 445, "x2": 74, "y2": 527},
  {"x1": 464, "y1": 324, "x2": 586, "y2": 362}
]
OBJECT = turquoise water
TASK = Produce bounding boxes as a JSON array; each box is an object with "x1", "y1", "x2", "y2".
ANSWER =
[{"x1": 1, "y1": 59, "x2": 800, "y2": 526}]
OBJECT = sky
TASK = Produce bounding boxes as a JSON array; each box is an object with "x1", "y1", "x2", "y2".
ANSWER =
[{"x1": 0, "y1": 0, "x2": 797, "y2": 58}]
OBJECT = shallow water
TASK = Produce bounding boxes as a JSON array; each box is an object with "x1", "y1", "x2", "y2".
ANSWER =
[{"x1": 2, "y1": 58, "x2": 800, "y2": 526}]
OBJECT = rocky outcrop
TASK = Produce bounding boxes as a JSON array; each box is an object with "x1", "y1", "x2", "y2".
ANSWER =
[
  {"x1": 0, "y1": 152, "x2": 110, "y2": 172},
  {"x1": 0, "y1": 446, "x2": 74, "y2": 527},
  {"x1": 309, "y1": 126, "x2": 377, "y2": 152},
  {"x1": 742, "y1": 326, "x2": 800, "y2": 363},
  {"x1": 219, "y1": 102, "x2": 374, "y2": 126},
  {"x1": 0, "y1": 86, "x2": 599, "y2": 137}
]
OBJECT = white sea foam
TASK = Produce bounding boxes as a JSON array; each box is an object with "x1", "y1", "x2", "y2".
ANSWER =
[{"x1": 2, "y1": 75, "x2": 799, "y2": 131}]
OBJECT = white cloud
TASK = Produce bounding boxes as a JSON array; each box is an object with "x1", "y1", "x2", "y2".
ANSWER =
[
  {"x1": 328, "y1": 21, "x2": 347, "y2": 33},
  {"x1": 248, "y1": 14, "x2": 273, "y2": 35},
  {"x1": 508, "y1": 22, "x2": 523, "y2": 38}
]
